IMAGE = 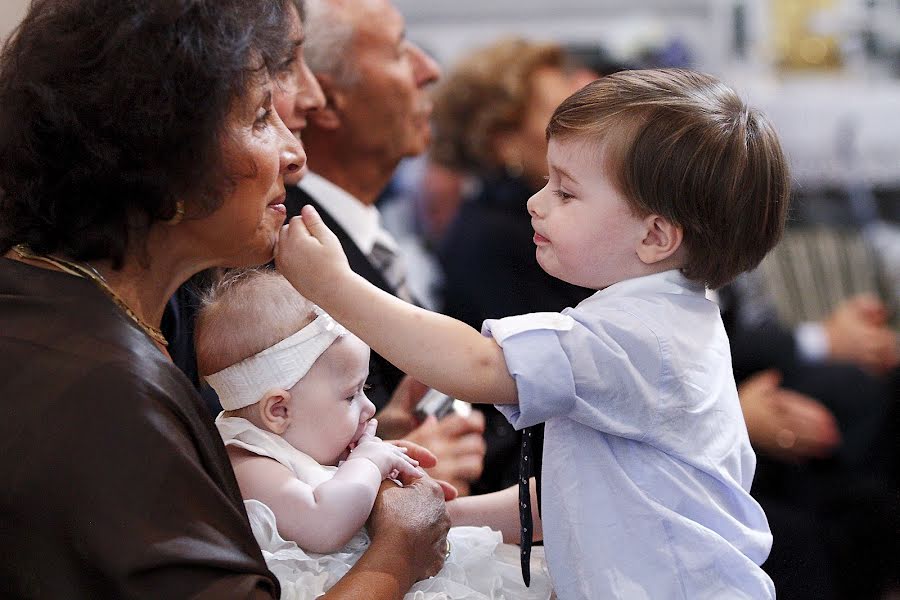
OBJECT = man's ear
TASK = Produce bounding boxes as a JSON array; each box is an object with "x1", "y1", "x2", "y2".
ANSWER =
[
  {"x1": 308, "y1": 73, "x2": 343, "y2": 130},
  {"x1": 636, "y1": 214, "x2": 683, "y2": 265},
  {"x1": 257, "y1": 388, "x2": 293, "y2": 434}
]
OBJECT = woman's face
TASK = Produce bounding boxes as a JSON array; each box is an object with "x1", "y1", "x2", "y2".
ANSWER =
[
  {"x1": 504, "y1": 66, "x2": 584, "y2": 191},
  {"x1": 184, "y1": 77, "x2": 303, "y2": 268},
  {"x1": 274, "y1": 6, "x2": 325, "y2": 185}
]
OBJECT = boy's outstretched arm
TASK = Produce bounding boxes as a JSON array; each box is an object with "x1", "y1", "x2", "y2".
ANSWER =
[{"x1": 276, "y1": 205, "x2": 518, "y2": 405}]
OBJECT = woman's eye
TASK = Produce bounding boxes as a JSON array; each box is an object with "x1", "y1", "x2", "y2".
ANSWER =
[{"x1": 254, "y1": 108, "x2": 272, "y2": 129}]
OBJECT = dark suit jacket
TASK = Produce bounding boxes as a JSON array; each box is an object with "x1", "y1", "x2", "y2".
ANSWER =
[{"x1": 285, "y1": 185, "x2": 406, "y2": 411}]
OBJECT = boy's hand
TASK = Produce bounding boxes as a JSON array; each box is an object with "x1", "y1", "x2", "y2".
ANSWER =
[
  {"x1": 348, "y1": 424, "x2": 424, "y2": 481},
  {"x1": 276, "y1": 204, "x2": 352, "y2": 303}
]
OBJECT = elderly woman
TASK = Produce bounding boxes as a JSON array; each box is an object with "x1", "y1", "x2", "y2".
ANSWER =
[
  {"x1": 0, "y1": 1, "x2": 449, "y2": 597},
  {"x1": 430, "y1": 38, "x2": 593, "y2": 495}
]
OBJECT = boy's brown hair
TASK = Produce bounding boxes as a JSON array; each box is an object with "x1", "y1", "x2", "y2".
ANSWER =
[{"x1": 547, "y1": 68, "x2": 790, "y2": 289}]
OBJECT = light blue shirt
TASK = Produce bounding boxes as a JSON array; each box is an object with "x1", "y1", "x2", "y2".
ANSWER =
[{"x1": 485, "y1": 270, "x2": 774, "y2": 600}]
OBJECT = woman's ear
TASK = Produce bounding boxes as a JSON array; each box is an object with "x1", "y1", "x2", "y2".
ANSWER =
[
  {"x1": 257, "y1": 389, "x2": 293, "y2": 434},
  {"x1": 636, "y1": 215, "x2": 684, "y2": 265},
  {"x1": 307, "y1": 73, "x2": 343, "y2": 130}
]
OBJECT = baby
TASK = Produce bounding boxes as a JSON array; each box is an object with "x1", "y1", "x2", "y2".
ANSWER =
[
  {"x1": 276, "y1": 68, "x2": 790, "y2": 599},
  {"x1": 195, "y1": 269, "x2": 552, "y2": 599}
]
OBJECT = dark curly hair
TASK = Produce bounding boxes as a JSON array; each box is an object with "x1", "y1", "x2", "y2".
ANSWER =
[{"x1": 0, "y1": 0, "x2": 302, "y2": 268}]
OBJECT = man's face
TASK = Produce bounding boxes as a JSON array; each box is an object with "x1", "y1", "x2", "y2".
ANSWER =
[{"x1": 337, "y1": 0, "x2": 440, "y2": 163}]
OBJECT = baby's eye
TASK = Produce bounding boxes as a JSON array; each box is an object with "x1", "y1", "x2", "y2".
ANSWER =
[
  {"x1": 553, "y1": 189, "x2": 574, "y2": 201},
  {"x1": 345, "y1": 384, "x2": 371, "y2": 402}
]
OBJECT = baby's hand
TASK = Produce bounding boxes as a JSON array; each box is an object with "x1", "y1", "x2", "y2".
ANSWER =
[
  {"x1": 276, "y1": 205, "x2": 353, "y2": 306},
  {"x1": 347, "y1": 426, "x2": 424, "y2": 481}
]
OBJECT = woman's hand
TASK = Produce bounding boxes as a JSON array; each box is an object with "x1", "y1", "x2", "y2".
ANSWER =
[
  {"x1": 322, "y1": 475, "x2": 451, "y2": 599},
  {"x1": 369, "y1": 476, "x2": 451, "y2": 580}
]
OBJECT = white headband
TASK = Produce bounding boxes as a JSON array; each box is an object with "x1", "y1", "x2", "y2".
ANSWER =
[{"x1": 205, "y1": 309, "x2": 348, "y2": 411}]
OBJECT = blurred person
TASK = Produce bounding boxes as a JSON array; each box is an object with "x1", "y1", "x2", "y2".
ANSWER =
[
  {"x1": 430, "y1": 38, "x2": 597, "y2": 495},
  {"x1": 0, "y1": 0, "x2": 450, "y2": 597},
  {"x1": 379, "y1": 156, "x2": 478, "y2": 310},
  {"x1": 719, "y1": 272, "x2": 898, "y2": 600},
  {"x1": 285, "y1": 0, "x2": 487, "y2": 495}
]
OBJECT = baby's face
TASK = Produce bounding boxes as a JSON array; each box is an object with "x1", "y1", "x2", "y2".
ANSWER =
[
  {"x1": 281, "y1": 334, "x2": 375, "y2": 465},
  {"x1": 526, "y1": 137, "x2": 647, "y2": 289}
]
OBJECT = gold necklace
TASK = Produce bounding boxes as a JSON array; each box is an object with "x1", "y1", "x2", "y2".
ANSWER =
[{"x1": 13, "y1": 244, "x2": 169, "y2": 347}]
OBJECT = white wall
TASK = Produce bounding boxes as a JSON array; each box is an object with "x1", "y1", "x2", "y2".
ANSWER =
[{"x1": 0, "y1": 0, "x2": 29, "y2": 44}]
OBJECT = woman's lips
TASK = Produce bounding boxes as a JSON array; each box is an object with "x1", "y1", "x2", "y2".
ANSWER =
[{"x1": 268, "y1": 193, "x2": 287, "y2": 215}]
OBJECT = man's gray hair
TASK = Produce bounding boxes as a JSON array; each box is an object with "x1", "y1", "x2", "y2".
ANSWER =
[{"x1": 303, "y1": 0, "x2": 359, "y2": 86}]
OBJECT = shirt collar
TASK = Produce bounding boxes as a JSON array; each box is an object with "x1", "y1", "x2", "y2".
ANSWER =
[
  {"x1": 298, "y1": 172, "x2": 397, "y2": 255},
  {"x1": 583, "y1": 269, "x2": 707, "y2": 305}
]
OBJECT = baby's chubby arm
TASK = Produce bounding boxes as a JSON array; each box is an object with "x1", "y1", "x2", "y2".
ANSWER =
[
  {"x1": 228, "y1": 426, "x2": 423, "y2": 554},
  {"x1": 276, "y1": 206, "x2": 519, "y2": 406}
]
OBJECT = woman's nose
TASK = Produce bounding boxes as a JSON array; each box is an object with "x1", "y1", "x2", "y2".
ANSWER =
[{"x1": 280, "y1": 124, "x2": 306, "y2": 176}]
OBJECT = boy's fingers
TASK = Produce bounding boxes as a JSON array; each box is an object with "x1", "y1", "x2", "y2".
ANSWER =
[{"x1": 299, "y1": 204, "x2": 335, "y2": 243}]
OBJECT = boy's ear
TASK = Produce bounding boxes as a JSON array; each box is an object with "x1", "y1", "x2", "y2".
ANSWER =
[
  {"x1": 258, "y1": 388, "x2": 293, "y2": 434},
  {"x1": 308, "y1": 73, "x2": 343, "y2": 130},
  {"x1": 636, "y1": 215, "x2": 683, "y2": 265}
]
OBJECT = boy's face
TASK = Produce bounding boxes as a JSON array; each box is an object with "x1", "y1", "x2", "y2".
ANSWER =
[
  {"x1": 526, "y1": 137, "x2": 646, "y2": 289},
  {"x1": 282, "y1": 334, "x2": 376, "y2": 466}
]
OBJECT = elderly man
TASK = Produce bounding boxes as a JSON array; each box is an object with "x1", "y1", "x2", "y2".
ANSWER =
[{"x1": 285, "y1": 0, "x2": 486, "y2": 494}]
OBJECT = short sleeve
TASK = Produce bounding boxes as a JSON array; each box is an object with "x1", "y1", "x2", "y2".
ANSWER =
[{"x1": 483, "y1": 309, "x2": 665, "y2": 440}]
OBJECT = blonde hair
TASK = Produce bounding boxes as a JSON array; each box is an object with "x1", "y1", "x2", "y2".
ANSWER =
[
  {"x1": 430, "y1": 37, "x2": 566, "y2": 174},
  {"x1": 194, "y1": 269, "x2": 318, "y2": 378}
]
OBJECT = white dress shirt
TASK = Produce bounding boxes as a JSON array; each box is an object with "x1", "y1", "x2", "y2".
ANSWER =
[{"x1": 297, "y1": 172, "x2": 400, "y2": 258}]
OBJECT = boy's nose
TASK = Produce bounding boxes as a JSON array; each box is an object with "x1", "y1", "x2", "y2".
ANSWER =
[{"x1": 527, "y1": 190, "x2": 543, "y2": 217}]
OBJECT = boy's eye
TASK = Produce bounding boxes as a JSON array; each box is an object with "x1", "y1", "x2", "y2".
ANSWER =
[{"x1": 553, "y1": 189, "x2": 574, "y2": 201}]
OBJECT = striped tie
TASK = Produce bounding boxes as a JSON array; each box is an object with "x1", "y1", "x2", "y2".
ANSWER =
[{"x1": 369, "y1": 240, "x2": 414, "y2": 304}]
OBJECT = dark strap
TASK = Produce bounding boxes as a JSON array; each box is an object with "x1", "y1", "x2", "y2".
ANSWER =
[{"x1": 518, "y1": 425, "x2": 535, "y2": 586}]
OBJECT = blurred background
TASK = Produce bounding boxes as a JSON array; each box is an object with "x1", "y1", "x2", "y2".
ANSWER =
[{"x1": 391, "y1": 0, "x2": 900, "y2": 194}]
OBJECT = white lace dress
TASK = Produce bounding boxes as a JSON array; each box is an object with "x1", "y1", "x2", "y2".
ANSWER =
[{"x1": 216, "y1": 416, "x2": 553, "y2": 600}]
